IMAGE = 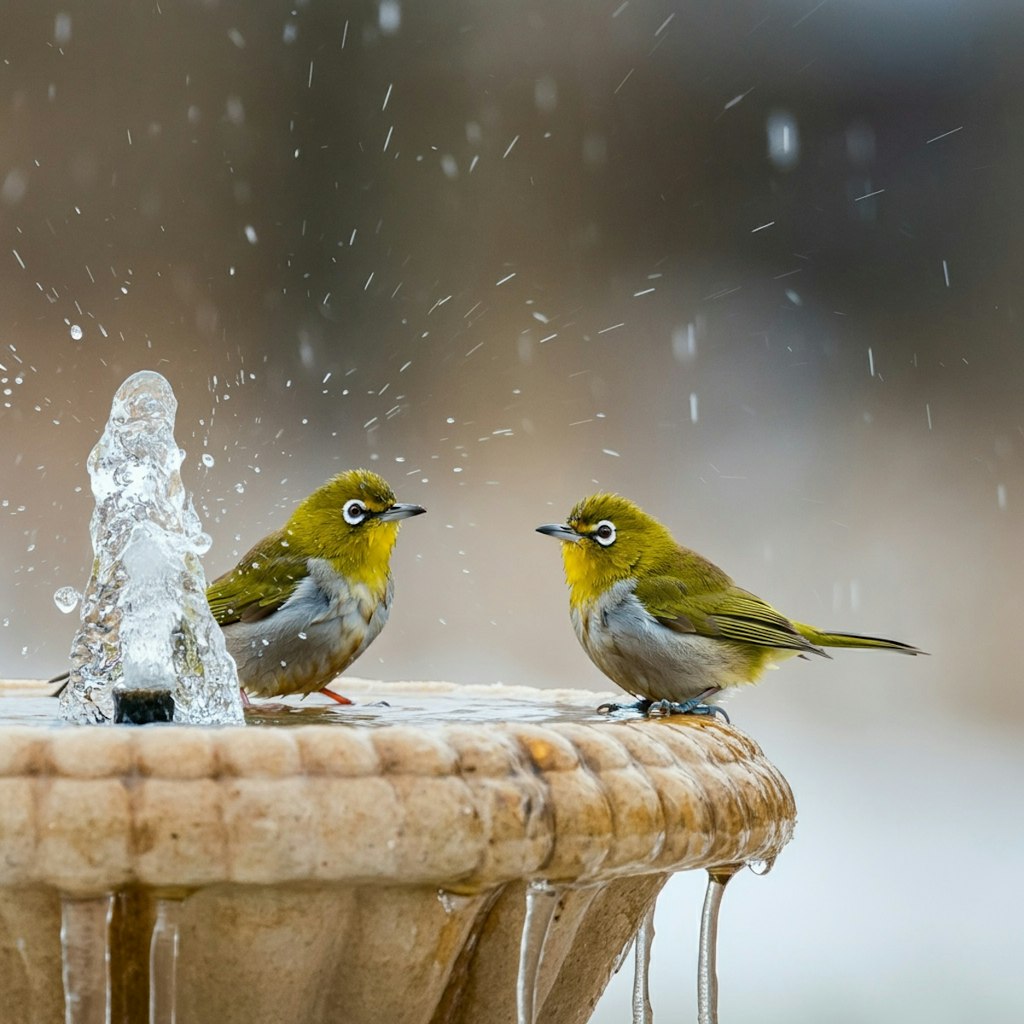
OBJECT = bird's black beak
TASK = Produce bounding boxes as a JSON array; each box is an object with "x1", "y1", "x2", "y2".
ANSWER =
[
  {"x1": 536, "y1": 522, "x2": 581, "y2": 543},
  {"x1": 378, "y1": 502, "x2": 427, "y2": 522}
]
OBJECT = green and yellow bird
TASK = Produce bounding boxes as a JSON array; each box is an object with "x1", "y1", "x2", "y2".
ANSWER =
[
  {"x1": 206, "y1": 469, "x2": 425, "y2": 703},
  {"x1": 537, "y1": 493, "x2": 921, "y2": 720}
]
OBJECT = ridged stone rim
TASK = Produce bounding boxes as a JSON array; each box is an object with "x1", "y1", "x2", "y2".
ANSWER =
[{"x1": 0, "y1": 685, "x2": 795, "y2": 897}]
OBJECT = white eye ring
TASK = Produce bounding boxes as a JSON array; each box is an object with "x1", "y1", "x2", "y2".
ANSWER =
[
  {"x1": 593, "y1": 520, "x2": 616, "y2": 546},
  {"x1": 342, "y1": 499, "x2": 368, "y2": 525}
]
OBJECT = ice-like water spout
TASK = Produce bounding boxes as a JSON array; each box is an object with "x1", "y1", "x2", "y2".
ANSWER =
[{"x1": 59, "y1": 370, "x2": 244, "y2": 725}]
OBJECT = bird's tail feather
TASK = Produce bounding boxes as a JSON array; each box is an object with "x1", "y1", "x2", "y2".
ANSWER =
[{"x1": 794, "y1": 625, "x2": 924, "y2": 655}]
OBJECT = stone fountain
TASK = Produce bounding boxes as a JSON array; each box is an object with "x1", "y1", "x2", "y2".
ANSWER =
[{"x1": 0, "y1": 374, "x2": 796, "y2": 1024}]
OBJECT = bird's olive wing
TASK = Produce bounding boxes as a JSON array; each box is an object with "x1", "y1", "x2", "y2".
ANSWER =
[
  {"x1": 206, "y1": 539, "x2": 308, "y2": 626},
  {"x1": 633, "y1": 576, "x2": 698, "y2": 634},
  {"x1": 638, "y1": 577, "x2": 824, "y2": 654},
  {"x1": 695, "y1": 590, "x2": 825, "y2": 654}
]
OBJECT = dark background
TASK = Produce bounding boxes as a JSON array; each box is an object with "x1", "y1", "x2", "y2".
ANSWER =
[{"x1": 2, "y1": 2, "x2": 1022, "y2": 1020}]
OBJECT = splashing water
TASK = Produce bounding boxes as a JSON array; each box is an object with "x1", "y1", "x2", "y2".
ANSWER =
[
  {"x1": 59, "y1": 370, "x2": 244, "y2": 725},
  {"x1": 53, "y1": 585, "x2": 82, "y2": 614}
]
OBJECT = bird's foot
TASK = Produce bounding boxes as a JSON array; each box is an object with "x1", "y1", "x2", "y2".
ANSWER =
[
  {"x1": 319, "y1": 687, "x2": 354, "y2": 706},
  {"x1": 645, "y1": 698, "x2": 730, "y2": 723}
]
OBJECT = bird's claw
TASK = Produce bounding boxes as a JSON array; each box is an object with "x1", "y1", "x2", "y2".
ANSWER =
[{"x1": 646, "y1": 698, "x2": 730, "y2": 723}]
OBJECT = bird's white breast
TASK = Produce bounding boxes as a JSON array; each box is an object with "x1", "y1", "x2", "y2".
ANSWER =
[
  {"x1": 222, "y1": 558, "x2": 392, "y2": 698},
  {"x1": 571, "y1": 579, "x2": 752, "y2": 703}
]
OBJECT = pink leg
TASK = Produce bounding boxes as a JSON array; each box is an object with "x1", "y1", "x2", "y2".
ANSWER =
[{"x1": 319, "y1": 687, "x2": 354, "y2": 706}]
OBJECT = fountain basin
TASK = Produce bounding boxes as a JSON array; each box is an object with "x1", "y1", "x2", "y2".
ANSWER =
[{"x1": 0, "y1": 680, "x2": 795, "y2": 1024}]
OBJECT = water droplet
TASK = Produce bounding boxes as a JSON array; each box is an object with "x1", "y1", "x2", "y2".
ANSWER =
[
  {"x1": 53, "y1": 585, "x2": 81, "y2": 614},
  {"x1": 201, "y1": 453, "x2": 214, "y2": 468},
  {"x1": 378, "y1": 0, "x2": 401, "y2": 34},
  {"x1": 436, "y1": 889, "x2": 475, "y2": 915},
  {"x1": 766, "y1": 110, "x2": 800, "y2": 170},
  {"x1": 54, "y1": 12, "x2": 73, "y2": 46},
  {"x1": 69, "y1": 324, "x2": 83, "y2": 341},
  {"x1": 671, "y1": 322, "x2": 697, "y2": 362},
  {"x1": 747, "y1": 857, "x2": 776, "y2": 876}
]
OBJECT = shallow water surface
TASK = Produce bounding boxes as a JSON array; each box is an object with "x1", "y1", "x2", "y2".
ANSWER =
[{"x1": 0, "y1": 680, "x2": 618, "y2": 730}]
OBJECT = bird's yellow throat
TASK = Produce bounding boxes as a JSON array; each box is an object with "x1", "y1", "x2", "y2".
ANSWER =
[
  {"x1": 560, "y1": 540, "x2": 623, "y2": 610},
  {"x1": 337, "y1": 521, "x2": 401, "y2": 594}
]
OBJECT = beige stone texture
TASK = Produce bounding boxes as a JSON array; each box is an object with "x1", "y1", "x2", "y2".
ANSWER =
[{"x1": 0, "y1": 681, "x2": 795, "y2": 1024}]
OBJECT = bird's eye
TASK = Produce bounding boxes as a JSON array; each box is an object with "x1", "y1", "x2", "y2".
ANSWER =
[
  {"x1": 342, "y1": 499, "x2": 368, "y2": 525},
  {"x1": 593, "y1": 520, "x2": 616, "y2": 546}
]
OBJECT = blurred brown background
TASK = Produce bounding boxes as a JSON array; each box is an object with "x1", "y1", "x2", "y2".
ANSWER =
[{"x1": 2, "y1": 2, "x2": 1023, "y2": 1020}]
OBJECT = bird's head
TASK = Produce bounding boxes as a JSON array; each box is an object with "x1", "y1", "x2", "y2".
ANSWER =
[
  {"x1": 537, "y1": 493, "x2": 677, "y2": 606},
  {"x1": 287, "y1": 469, "x2": 425, "y2": 585}
]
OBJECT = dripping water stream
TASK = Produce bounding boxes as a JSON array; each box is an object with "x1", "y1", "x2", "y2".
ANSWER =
[
  {"x1": 631, "y1": 900, "x2": 656, "y2": 1024},
  {"x1": 60, "y1": 895, "x2": 114, "y2": 1024},
  {"x1": 148, "y1": 898, "x2": 182, "y2": 1024},
  {"x1": 516, "y1": 882, "x2": 561, "y2": 1024},
  {"x1": 697, "y1": 868, "x2": 738, "y2": 1024}
]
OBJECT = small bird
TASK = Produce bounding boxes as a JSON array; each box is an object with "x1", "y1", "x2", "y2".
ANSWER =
[
  {"x1": 206, "y1": 469, "x2": 425, "y2": 703},
  {"x1": 53, "y1": 469, "x2": 425, "y2": 705},
  {"x1": 537, "y1": 493, "x2": 922, "y2": 720}
]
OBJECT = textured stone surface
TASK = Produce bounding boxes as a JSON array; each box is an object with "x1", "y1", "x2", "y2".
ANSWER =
[{"x1": 0, "y1": 680, "x2": 796, "y2": 1024}]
